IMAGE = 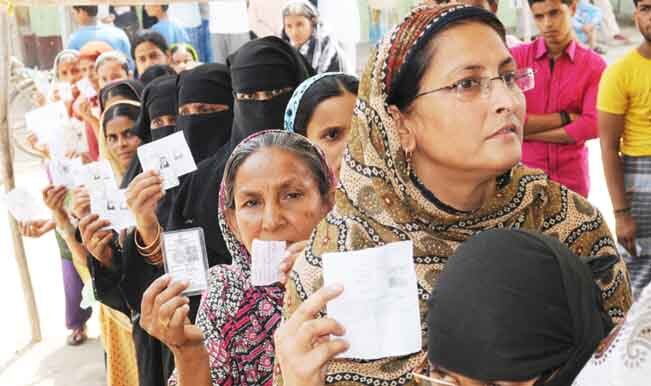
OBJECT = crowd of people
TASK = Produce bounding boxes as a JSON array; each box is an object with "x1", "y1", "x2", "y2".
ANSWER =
[{"x1": 12, "y1": 0, "x2": 651, "y2": 386}]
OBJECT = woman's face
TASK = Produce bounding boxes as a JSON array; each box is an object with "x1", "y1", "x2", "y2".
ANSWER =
[
  {"x1": 105, "y1": 116, "x2": 142, "y2": 169},
  {"x1": 144, "y1": 5, "x2": 164, "y2": 18},
  {"x1": 395, "y1": 23, "x2": 525, "y2": 181},
  {"x1": 151, "y1": 114, "x2": 177, "y2": 130},
  {"x1": 79, "y1": 57, "x2": 99, "y2": 90},
  {"x1": 305, "y1": 92, "x2": 356, "y2": 177},
  {"x1": 135, "y1": 41, "x2": 168, "y2": 76},
  {"x1": 98, "y1": 60, "x2": 129, "y2": 89},
  {"x1": 226, "y1": 146, "x2": 332, "y2": 253},
  {"x1": 171, "y1": 49, "x2": 197, "y2": 73},
  {"x1": 58, "y1": 59, "x2": 82, "y2": 84},
  {"x1": 284, "y1": 15, "x2": 313, "y2": 47}
]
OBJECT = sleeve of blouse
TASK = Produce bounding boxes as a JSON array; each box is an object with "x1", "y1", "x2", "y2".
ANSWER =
[
  {"x1": 564, "y1": 58, "x2": 606, "y2": 143},
  {"x1": 88, "y1": 247, "x2": 131, "y2": 316},
  {"x1": 169, "y1": 267, "x2": 242, "y2": 386},
  {"x1": 540, "y1": 183, "x2": 633, "y2": 323},
  {"x1": 118, "y1": 230, "x2": 166, "y2": 314}
]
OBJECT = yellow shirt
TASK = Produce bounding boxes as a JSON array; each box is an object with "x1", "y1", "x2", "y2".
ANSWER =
[{"x1": 597, "y1": 49, "x2": 651, "y2": 156}]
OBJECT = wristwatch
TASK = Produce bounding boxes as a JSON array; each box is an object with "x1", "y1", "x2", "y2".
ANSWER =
[{"x1": 560, "y1": 111, "x2": 571, "y2": 126}]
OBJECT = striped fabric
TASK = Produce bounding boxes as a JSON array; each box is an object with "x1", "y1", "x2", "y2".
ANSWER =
[{"x1": 623, "y1": 155, "x2": 651, "y2": 299}]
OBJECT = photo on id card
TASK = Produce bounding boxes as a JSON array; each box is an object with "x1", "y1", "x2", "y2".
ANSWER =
[
  {"x1": 162, "y1": 228, "x2": 209, "y2": 296},
  {"x1": 138, "y1": 148, "x2": 180, "y2": 190}
]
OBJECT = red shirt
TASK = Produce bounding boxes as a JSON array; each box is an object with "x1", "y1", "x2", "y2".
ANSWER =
[{"x1": 511, "y1": 38, "x2": 606, "y2": 197}]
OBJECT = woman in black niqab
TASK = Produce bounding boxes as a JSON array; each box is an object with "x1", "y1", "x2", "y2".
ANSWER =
[
  {"x1": 176, "y1": 63, "x2": 234, "y2": 164},
  {"x1": 426, "y1": 229, "x2": 614, "y2": 386}
]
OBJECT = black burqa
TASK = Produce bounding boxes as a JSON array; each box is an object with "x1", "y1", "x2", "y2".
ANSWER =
[
  {"x1": 98, "y1": 79, "x2": 144, "y2": 113},
  {"x1": 119, "y1": 66, "x2": 236, "y2": 386},
  {"x1": 427, "y1": 229, "x2": 613, "y2": 385},
  {"x1": 116, "y1": 75, "x2": 180, "y2": 386},
  {"x1": 176, "y1": 63, "x2": 234, "y2": 164},
  {"x1": 166, "y1": 36, "x2": 314, "y2": 276}
]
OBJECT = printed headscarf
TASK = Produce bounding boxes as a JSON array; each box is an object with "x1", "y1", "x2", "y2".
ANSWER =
[
  {"x1": 573, "y1": 282, "x2": 651, "y2": 386},
  {"x1": 284, "y1": 72, "x2": 345, "y2": 132}
]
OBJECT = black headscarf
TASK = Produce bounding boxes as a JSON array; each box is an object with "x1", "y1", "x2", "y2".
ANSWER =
[
  {"x1": 132, "y1": 74, "x2": 178, "y2": 143},
  {"x1": 99, "y1": 79, "x2": 144, "y2": 113},
  {"x1": 227, "y1": 36, "x2": 314, "y2": 146},
  {"x1": 428, "y1": 229, "x2": 612, "y2": 385},
  {"x1": 176, "y1": 63, "x2": 234, "y2": 164},
  {"x1": 140, "y1": 64, "x2": 176, "y2": 86},
  {"x1": 121, "y1": 75, "x2": 178, "y2": 189}
]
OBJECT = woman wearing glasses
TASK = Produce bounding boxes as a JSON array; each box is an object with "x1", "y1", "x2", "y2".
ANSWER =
[{"x1": 275, "y1": 4, "x2": 631, "y2": 386}]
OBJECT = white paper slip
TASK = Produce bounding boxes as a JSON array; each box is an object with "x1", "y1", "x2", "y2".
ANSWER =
[
  {"x1": 67, "y1": 118, "x2": 89, "y2": 155},
  {"x1": 322, "y1": 241, "x2": 421, "y2": 360},
  {"x1": 137, "y1": 131, "x2": 197, "y2": 190},
  {"x1": 31, "y1": 70, "x2": 51, "y2": 96},
  {"x1": 5, "y1": 187, "x2": 49, "y2": 222},
  {"x1": 90, "y1": 188, "x2": 136, "y2": 231},
  {"x1": 75, "y1": 78, "x2": 98, "y2": 99},
  {"x1": 49, "y1": 158, "x2": 83, "y2": 188},
  {"x1": 25, "y1": 101, "x2": 68, "y2": 143},
  {"x1": 81, "y1": 160, "x2": 117, "y2": 193},
  {"x1": 162, "y1": 228, "x2": 209, "y2": 296},
  {"x1": 51, "y1": 81, "x2": 73, "y2": 102},
  {"x1": 251, "y1": 239, "x2": 286, "y2": 286}
]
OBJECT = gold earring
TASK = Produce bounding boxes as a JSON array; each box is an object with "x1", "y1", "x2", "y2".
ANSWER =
[{"x1": 404, "y1": 150, "x2": 413, "y2": 175}]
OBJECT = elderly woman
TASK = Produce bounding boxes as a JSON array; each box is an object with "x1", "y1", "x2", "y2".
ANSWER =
[
  {"x1": 140, "y1": 131, "x2": 336, "y2": 386},
  {"x1": 274, "y1": 4, "x2": 631, "y2": 386}
]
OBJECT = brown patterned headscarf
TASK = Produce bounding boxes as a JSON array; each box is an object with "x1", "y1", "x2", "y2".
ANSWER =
[{"x1": 281, "y1": 3, "x2": 631, "y2": 386}]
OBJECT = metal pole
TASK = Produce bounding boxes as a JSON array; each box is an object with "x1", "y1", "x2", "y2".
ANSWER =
[{"x1": 0, "y1": 4, "x2": 42, "y2": 344}]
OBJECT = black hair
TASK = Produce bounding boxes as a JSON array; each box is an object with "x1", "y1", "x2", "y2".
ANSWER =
[
  {"x1": 162, "y1": 5, "x2": 169, "y2": 11},
  {"x1": 170, "y1": 43, "x2": 199, "y2": 61},
  {"x1": 634, "y1": 0, "x2": 639, "y2": 6},
  {"x1": 528, "y1": 0, "x2": 573, "y2": 6},
  {"x1": 388, "y1": 15, "x2": 506, "y2": 112},
  {"x1": 73, "y1": 6, "x2": 98, "y2": 17},
  {"x1": 100, "y1": 83, "x2": 140, "y2": 111},
  {"x1": 293, "y1": 74, "x2": 359, "y2": 136},
  {"x1": 132, "y1": 30, "x2": 169, "y2": 59},
  {"x1": 102, "y1": 104, "x2": 141, "y2": 135},
  {"x1": 140, "y1": 64, "x2": 176, "y2": 86}
]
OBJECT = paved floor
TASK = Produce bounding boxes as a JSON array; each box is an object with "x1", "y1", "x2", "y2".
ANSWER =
[{"x1": 0, "y1": 27, "x2": 643, "y2": 386}]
